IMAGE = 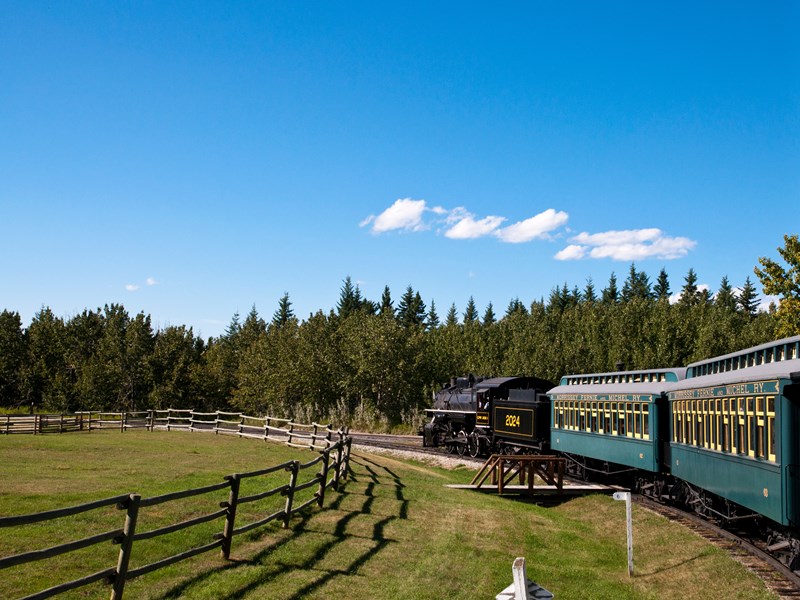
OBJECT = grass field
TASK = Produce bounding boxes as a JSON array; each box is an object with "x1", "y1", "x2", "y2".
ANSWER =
[{"x1": 0, "y1": 430, "x2": 778, "y2": 599}]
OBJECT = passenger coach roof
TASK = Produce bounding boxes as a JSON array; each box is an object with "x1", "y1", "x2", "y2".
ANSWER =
[
  {"x1": 671, "y1": 358, "x2": 800, "y2": 391},
  {"x1": 685, "y1": 335, "x2": 800, "y2": 381},
  {"x1": 559, "y1": 367, "x2": 686, "y2": 393},
  {"x1": 548, "y1": 381, "x2": 681, "y2": 397}
]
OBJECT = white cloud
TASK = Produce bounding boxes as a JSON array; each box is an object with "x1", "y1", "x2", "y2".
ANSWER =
[
  {"x1": 554, "y1": 244, "x2": 587, "y2": 261},
  {"x1": 146, "y1": 277, "x2": 158, "y2": 286},
  {"x1": 125, "y1": 284, "x2": 139, "y2": 292},
  {"x1": 362, "y1": 198, "x2": 428, "y2": 233},
  {"x1": 495, "y1": 208, "x2": 569, "y2": 243},
  {"x1": 445, "y1": 214, "x2": 506, "y2": 239},
  {"x1": 557, "y1": 228, "x2": 696, "y2": 261},
  {"x1": 362, "y1": 199, "x2": 571, "y2": 244}
]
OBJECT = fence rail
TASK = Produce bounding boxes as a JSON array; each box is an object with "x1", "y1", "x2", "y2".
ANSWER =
[
  {"x1": 1, "y1": 414, "x2": 85, "y2": 435},
  {"x1": 1, "y1": 410, "x2": 343, "y2": 451},
  {"x1": 0, "y1": 413, "x2": 352, "y2": 600}
]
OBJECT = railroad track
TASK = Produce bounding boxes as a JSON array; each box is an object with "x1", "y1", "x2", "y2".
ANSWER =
[
  {"x1": 635, "y1": 495, "x2": 800, "y2": 598},
  {"x1": 348, "y1": 432, "x2": 485, "y2": 466}
]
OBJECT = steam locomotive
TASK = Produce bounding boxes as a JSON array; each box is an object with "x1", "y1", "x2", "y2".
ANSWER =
[{"x1": 420, "y1": 375, "x2": 553, "y2": 456}]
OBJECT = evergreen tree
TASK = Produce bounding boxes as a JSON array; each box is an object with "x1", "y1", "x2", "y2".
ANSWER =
[
  {"x1": 570, "y1": 285, "x2": 582, "y2": 307},
  {"x1": 225, "y1": 311, "x2": 241, "y2": 338},
  {"x1": 622, "y1": 263, "x2": 653, "y2": 301},
  {"x1": 427, "y1": 299, "x2": 440, "y2": 329},
  {"x1": 654, "y1": 268, "x2": 671, "y2": 301},
  {"x1": 483, "y1": 302, "x2": 496, "y2": 326},
  {"x1": 379, "y1": 285, "x2": 394, "y2": 317},
  {"x1": 714, "y1": 276, "x2": 737, "y2": 312},
  {"x1": 397, "y1": 286, "x2": 426, "y2": 327},
  {"x1": 505, "y1": 298, "x2": 528, "y2": 317},
  {"x1": 679, "y1": 268, "x2": 700, "y2": 306},
  {"x1": 463, "y1": 297, "x2": 479, "y2": 325},
  {"x1": 548, "y1": 283, "x2": 572, "y2": 312},
  {"x1": 601, "y1": 272, "x2": 619, "y2": 304},
  {"x1": 445, "y1": 303, "x2": 459, "y2": 327},
  {"x1": 738, "y1": 276, "x2": 759, "y2": 317},
  {"x1": 336, "y1": 276, "x2": 361, "y2": 318},
  {"x1": 583, "y1": 277, "x2": 597, "y2": 304},
  {"x1": 271, "y1": 293, "x2": 295, "y2": 327}
]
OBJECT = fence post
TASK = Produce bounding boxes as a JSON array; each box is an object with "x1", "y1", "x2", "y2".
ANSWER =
[
  {"x1": 220, "y1": 475, "x2": 240, "y2": 560},
  {"x1": 317, "y1": 449, "x2": 331, "y2": 508},
  {"x1": 111, "y1": 493, "x2": 141, "y2": 600},
  {"x1": 332, "y1": 440, "x2": 344, "y2": 491},
  {"x1": 283, "y1": 461, "x2": 299, "y2": 528},
  {"x1": 341, "y1": 436, "x2": 352, "y2": 482}
]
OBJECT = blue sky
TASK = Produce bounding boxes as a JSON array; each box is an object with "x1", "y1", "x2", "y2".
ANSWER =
[{"x1": 2, "y1": 2, "x2": 798, "y2": 338}]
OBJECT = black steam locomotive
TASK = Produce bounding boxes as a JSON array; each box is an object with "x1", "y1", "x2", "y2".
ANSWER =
[{"x1": 420, "y1": 375, "x2": 553, "y2": 457}]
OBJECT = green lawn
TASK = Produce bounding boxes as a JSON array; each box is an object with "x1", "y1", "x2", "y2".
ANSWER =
[{"x1": 0, "y1": 431, "x2": 778, "y2": 599}]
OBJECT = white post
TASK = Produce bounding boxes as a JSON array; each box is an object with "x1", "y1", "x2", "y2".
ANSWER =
[
  {"x1": 512, "y1": 557, "x2": 529, "y2": 600},
  {"x1": 612, "y1": 491, "x2": 633, "y2": 576}
]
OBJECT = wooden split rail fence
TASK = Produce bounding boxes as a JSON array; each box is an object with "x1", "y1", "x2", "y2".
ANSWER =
[
  {"x1": 0, "y1": 411, "x2": 353, "y2": 599},
  {"x1": 2, "y1": 410, "x2": 343, "y2": 451}
]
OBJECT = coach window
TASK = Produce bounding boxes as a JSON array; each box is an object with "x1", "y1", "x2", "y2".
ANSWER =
[
  {"x1": 620, "y1": 402, "x2": 633, "y2": 437},
  {"x1": 747, "y1": 397, "x2": 756, "y2": 458},
  {"x1": 672, "y1": 403, "x2": 678, "y2": 442},
  {"x1": 755, "y1": 396, "x2": 765, "y2": 459},
  {"x1": 643, "y1": 405, "x2": 650, "y2": 440},
  {"x1": 695, "y1": 410, "x2": 703, "y2": 448},
  {"x1": 767, "y1": 396, "x2": 776, "y2": 462},
  {"x1": 709, "y1": 400, "x2": 717, "y2": 449},
  {"x1": 737, "y1": 414, "x2": 747, "y2": 456}
]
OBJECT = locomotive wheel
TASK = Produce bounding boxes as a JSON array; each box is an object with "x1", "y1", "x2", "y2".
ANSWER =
[
  {"x1": 455, "y1": 430, "x2": 468, "y2": 456},
  {"x1": 467, "y1": 432, "x2": 480, "y2": 457}
]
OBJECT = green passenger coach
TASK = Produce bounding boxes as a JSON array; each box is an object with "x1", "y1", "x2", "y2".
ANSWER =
[
  {"x1": 668, "y1": 336, "x2": 800, "y2": 529},
  {"x1": 548, "y1": 368, "x2": 686, "y2": 478}
]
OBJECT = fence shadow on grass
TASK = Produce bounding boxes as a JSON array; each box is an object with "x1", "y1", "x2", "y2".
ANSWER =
[{"x1": 157, "y1": 452, "x2": 408, "y2": 600}]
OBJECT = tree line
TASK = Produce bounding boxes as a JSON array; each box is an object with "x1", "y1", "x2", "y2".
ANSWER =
[{"x1": 2, "y1": 235, "x2": 798, "y2": 430}]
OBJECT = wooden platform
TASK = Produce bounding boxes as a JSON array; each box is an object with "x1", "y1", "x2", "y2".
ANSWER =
[
  {"x1": 446, "y1": 482, "x2": 613, "y2": 496},
  {"x1": 461, "y1": 453, "x2": 613, "y2": 497}
]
